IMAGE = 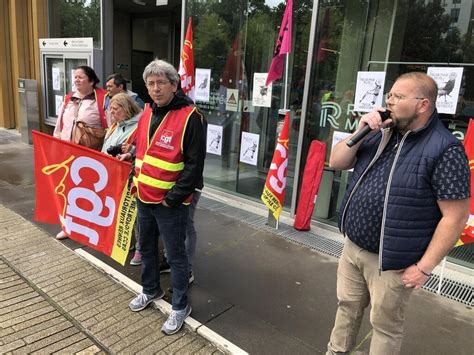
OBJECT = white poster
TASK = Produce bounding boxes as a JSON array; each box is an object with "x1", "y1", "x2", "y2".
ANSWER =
[
  {"x1": 206, "y1": 124, "x2": 223, "y2": 156},
  {"x1": 332, "y1": 131, "x2": 351, "y2": 149},
  {"x1": 52, "y1": 67, "x2": 61, "y2": 91},
  {"x1": 427, "y1": 67, "x2": 464, "y2": 114},
  {"x1": 71, "y1": 69, "x2": 77, "y2": 92},
  {"x1": 252, "y1": 73, "x2": 272, "y2": 108},
  {"x1": 332, "y1": 131, "x2": 353, "y2": 172},
  {"x1": 240, "y1": 132, "x2": 260, "y2": 166},
  {"x1": 354, "y1": 71, "x2": 386, "y2": 112},
  {"x1": 195, "y1": 68, "x2": 211, "y2": 102},
  {"x1": 55, "y1": 95, "x2": 63, "y2": 117},
  {"x1": 226, "y1": 88, "x2": 239, "y2": 112}
]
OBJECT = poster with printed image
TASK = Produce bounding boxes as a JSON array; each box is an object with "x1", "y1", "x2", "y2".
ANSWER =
[
  {"x1": 195, "y1": 68, "x2": 211, "y2": 102},
  {"x1": 252, "y1": 73, "x2": 272, "y2": 107},
  {"x1": 55, "y1": 95, "x2": 63, "y2": 117},
  {"x1": 206, "y1": 124, "x2": 223, "y2": 156},
  {"x1": 52, "y1": 67, "x2": 61, "y2": 91},
  {"x1": 354, "y1": 71, "x2": 386, "y2": 112},
  {"x1": 226, "y1": 88, "x2": 239, "y2": 112},
  {"x1": 427, "y1": 67, "x2": 464, "y2": 114},
  {"x1": 239, "y1": 132, "x2": 260, "y2": 166}
]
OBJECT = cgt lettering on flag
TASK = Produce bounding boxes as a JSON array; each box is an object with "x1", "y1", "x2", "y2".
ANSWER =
[
  {"x1": 261, "y1": 112, "x2": 290, "y2": 220},
  {"x1": 33, "y1": 131, "x2": 137, "y2": 265}
]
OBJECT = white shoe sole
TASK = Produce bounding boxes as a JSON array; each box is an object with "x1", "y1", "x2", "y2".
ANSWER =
[
  {"x1": 129, "y1": 291, "x2": 165, "y2": 312},
  {"x1": 161, "y1": 306, "x2": 192, "y2": 335}
]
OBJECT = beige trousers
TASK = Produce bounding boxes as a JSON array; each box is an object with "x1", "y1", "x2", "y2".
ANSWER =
[{"x1": 326, "y1": 239, "x2": 413, "y2": 355}]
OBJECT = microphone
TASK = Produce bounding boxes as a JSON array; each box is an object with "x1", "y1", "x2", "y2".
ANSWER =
[{"x1": 346, "y1": 110, "x2": 391, "y2": 148}]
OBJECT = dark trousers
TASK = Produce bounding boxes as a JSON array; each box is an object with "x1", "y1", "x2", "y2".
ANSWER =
[{"x1": 137, "y1": 200, "x2": 189, "y2": 310}]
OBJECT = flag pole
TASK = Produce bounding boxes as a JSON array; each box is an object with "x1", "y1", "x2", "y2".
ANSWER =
[{"x1": 283, "y1": 53, "x2": 289, "y2": 110}]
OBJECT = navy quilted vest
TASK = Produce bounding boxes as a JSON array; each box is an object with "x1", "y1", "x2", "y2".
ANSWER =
[{"x1": 339, "y1": 112, "x2": 461, "y2": 270}]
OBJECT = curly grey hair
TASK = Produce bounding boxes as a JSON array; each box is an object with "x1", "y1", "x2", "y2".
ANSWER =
[{"x1": 142, "y1": 59, "x2": 180, "y2": 85}]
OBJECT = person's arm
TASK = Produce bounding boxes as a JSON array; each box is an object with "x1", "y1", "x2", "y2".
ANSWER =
[
  {"x1": 402, "y1": 144, "x2": 470, "y2": 289},
  {"x1": 402, "y1": 198, "x2": 469, "y2": 289},
  {"x1": 329, "y1": 108, "x2": 391, "y2": 170},
  {"x1": 163, "y1": 110, "x2": 206, "y2": 207}
]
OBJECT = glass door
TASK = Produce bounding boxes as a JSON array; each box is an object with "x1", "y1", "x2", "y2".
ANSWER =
[
  {"x1": 43, "y1": 54, "x2": 90, "y2": 125},
  {"x1": 64, "y1": 57, "x2": 88, "y2": 93},
  {"x1": 44, "y1": 56, "x2": 65, "y2": 123}
]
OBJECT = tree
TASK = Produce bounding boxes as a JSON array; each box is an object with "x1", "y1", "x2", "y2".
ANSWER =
[{"x1": 400, "y1": 0, "x2": 460, "y2": 62}]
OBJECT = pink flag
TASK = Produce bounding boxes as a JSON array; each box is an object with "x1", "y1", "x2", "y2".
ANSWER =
[
  {"x1": 179, "y1": 17, "x2": 195, "y2": 101},
  {"x1": 266, "y1": 0, "x2": 293, "y2": 86}
]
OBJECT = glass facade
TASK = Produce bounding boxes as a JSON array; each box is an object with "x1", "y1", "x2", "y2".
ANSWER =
[
  {"x1": 187, "y1": 0, "x2": 473, "y2": 268},
  {"x1": 187, "y1": 0, "x2": 313, "y2": 208}
]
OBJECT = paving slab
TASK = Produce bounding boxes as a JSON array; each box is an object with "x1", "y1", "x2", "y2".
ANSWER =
[{"x1": 0, "y1": 205, "x2": 224, "y2": 354}]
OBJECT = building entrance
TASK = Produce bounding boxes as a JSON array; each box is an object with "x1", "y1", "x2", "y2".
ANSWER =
[{"x1": 112, "y1": 0, "x2": 182, "y2": 103}]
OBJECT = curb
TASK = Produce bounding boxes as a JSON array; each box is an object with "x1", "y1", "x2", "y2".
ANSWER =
[{"x1": 75, "y1": 248, "x2": 248, "y2": 355}]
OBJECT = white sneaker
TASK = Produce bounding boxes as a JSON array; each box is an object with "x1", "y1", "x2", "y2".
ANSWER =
[
  {"x1": 161, "y1": 305, "x2": 192, "y2": 335},
  {"x1": 55, "y1": 230, "x2": 68, "y2": 240},
  {"x1": 129, "y1": 291, "x2": 164, "y2": 312}
]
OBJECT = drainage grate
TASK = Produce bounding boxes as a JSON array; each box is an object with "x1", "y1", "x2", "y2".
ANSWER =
[
  {"x1": 424, "y1": 275, "x2": 473, "y2": 306},
  {"x1": 200, "y1": 195, "x2": 473, "y2": 306}
]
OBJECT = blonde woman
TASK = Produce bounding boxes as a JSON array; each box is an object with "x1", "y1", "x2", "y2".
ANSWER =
[
  {"x1": 101, "y1": 93, "x2": 142, "y2": 156},
  {"x1": 102, "y1": 93, "x2": 143, "y2": 265}
]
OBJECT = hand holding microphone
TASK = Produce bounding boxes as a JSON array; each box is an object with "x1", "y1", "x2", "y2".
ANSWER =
[{"x1": 346, "y1": 109, "x2": 392, "y2": 147}]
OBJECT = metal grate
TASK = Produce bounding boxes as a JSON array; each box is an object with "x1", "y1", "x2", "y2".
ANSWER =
[
  {"x1": 200, "y1": 195, "x2": 473, "y2": 306},
  {"x1": 424, "y1": 275, "x2": 473, "y2": 306}
]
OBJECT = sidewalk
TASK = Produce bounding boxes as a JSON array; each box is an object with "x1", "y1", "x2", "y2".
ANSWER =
[{"x1": 0, "y1": 204, "x2": 223, "y2": 354}]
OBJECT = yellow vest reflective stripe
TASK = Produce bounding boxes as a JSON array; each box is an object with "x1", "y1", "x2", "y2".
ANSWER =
[
  {"x1": 135, "y1": 158, "x2": 143, "y2": 169},
  {"x1": 142, "y1": 155, "x2": 184, "y2": 172},
  {"x1": 136, "y1": 174, "x2": 176, "y2": 190}
]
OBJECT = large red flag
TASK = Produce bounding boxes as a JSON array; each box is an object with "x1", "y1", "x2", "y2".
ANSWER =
[
  {"x1": 261, "y1": 112, "x2": 290, "y2": 219},
  {"x1": 179, "y1": 17, "x2": 195, "y2": 101},
  {"x1": 33, "y1": 131, "x2": 137, "y2": 265},
  {"x1": 266, "y1": 0, "x2": 293, "y2": 86},
  {"x1": 457, "y1": 119, "x2": 474, "y2": 246}
]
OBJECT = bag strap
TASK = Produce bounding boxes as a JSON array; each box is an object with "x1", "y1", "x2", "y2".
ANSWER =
[{"x1": 94, "y1": 88, "x2": 108, "y2": 128}]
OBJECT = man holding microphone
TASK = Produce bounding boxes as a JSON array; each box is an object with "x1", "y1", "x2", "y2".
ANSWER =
[{"x1": 326, "y1": 72, "x2": 470, "y2": 354}]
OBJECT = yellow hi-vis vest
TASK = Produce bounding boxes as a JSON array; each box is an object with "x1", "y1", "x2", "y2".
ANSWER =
[{"x1": 132, "y1": 105, "x2": 195, "y2": 204}]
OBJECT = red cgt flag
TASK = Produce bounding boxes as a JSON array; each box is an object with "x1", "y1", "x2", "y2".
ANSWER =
[
  {"x1": 266, "y1": 0, "x2": 293, "y2": 86},
  {"x1": 261, "y1": 112, "x2": 290, "y2": 219},
  {"x1": 33, "y1": 131, "x2": 137, "y2": 265},
  {"x1": 179, "y1": 17, "x2": 195, "y2": 101},
  {"x1": 457, "y1": 119, "x2": 474, "y2": 246}
]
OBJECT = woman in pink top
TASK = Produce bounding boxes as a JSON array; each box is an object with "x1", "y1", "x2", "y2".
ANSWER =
[
  {"x1": 53, "y1": 66, "x2": 108, "y2": 240},
  {"x1": 53, "y1": 66, "x2": 107, "y2": 142}
]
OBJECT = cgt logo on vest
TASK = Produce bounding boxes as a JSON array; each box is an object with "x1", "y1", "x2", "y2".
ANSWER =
[
  {"x1": 156, "y1": 129, "x2": 175, "y2": 150},
  {"x1": 47, "y1": 156, "x2": 116, "y2": 246}
]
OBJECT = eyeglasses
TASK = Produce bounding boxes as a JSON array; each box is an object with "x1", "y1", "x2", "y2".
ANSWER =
[
  {"x1": 385, "y1": 93, "x2": 427, "y2": 103},
  {"x1": 146, "y1": 80, "x2": 171, "y2": 88}
]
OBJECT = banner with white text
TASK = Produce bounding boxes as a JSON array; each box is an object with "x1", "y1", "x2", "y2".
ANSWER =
[{"x1": 32, "y1": 131, "x2": 136, "y2": 265}]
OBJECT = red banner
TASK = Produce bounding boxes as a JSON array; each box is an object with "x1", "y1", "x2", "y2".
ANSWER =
[
  {"x1": 179, "y1": 17, "x2": 195, "y2": 101},
  {"x1": 33, "y1": 131, "x2": 137, "y2": 265},
  {"x1": 457, "y1": 119, "x2": 474, "y2": 246},
  {"x1": 261, "y1": 112, "x2": 290, "y2": 219},
  {"x1": 266, "y1": 0, "x2": 293, "y2": 86}
]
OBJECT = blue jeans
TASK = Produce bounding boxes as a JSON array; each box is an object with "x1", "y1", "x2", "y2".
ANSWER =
[
  {"x1": 137, "y1": 200, "x2": 189, "y2": 310},
  {"x1": 185, "y1": 191, "x2": 201, "y2": 271}
]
